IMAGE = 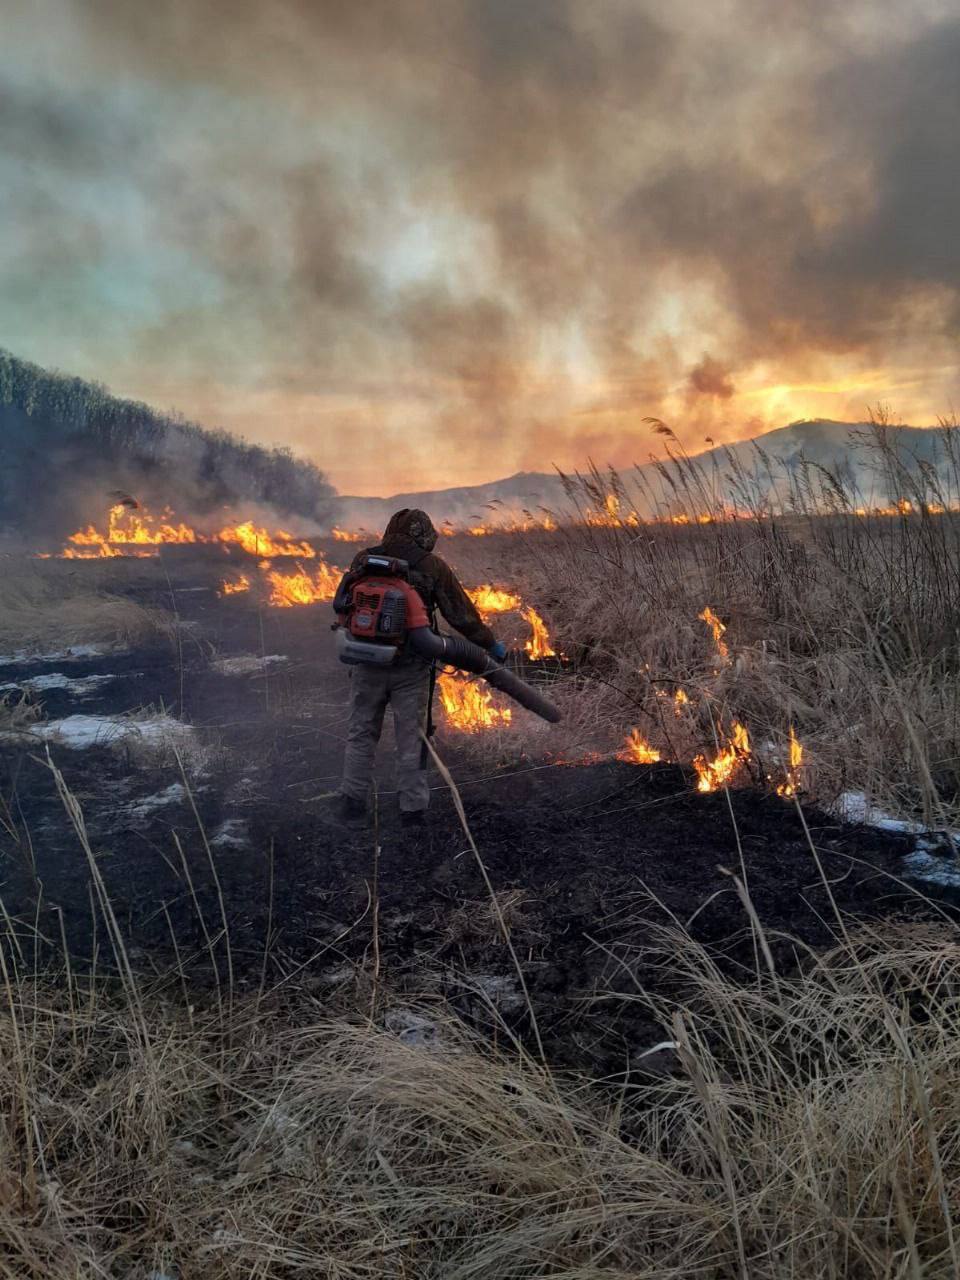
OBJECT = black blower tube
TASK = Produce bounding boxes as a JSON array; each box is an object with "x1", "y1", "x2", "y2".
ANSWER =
[{"x1": 408, "y1": 627, "x2": 562, "y2": 724}]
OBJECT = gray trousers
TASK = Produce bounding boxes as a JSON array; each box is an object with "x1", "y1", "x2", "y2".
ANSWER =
[{"x1": 339, "y1": 660, "x2": 433, "y2": 812}]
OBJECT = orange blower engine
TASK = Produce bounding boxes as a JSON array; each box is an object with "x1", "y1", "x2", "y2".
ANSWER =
[{"x1": 333, "y1": 554, "x2": 429, "y2": 665}]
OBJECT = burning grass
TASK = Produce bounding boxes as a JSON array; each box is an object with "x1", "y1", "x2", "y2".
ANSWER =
[{"x1": 432, "y1": 418, "x2": 960, "y2": 824}]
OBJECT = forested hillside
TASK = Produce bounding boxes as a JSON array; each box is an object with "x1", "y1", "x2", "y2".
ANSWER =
[{"x1": 0, "y1": 350, "x2": 334, "y2": 541}]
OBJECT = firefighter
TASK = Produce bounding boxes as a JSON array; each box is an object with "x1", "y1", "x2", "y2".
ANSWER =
[{"x1": 335, "y1": 508, "x2": 506, "y2": 828}]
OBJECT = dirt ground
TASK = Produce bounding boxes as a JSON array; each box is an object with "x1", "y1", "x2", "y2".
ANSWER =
[{"x1": 1, "y1": 553, "x2": 955, "y2": 1078}]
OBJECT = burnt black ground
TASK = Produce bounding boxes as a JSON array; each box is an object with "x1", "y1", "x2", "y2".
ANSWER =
[{"x1": 1, "y1": 556, "x2": 956, "y2": 1077}]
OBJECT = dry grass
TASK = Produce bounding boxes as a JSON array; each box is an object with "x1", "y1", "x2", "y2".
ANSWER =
[
  {"x1": 2, "y1": 918, "x2": 959, "y2": 1278},
  {"x1": 0, "y1": 692, "x2": 41, "y2": 735},
  {"x1": 0, "y1": 559, "x2": 177, "y2": 655},
  {"x1": 440, "y1": 420, "x2": 960, "y2": 825}
]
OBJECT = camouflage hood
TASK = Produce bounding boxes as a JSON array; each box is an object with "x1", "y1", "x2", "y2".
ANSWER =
[{"x1": 381, "y1": 508, "x2": 438, "y2": 554}]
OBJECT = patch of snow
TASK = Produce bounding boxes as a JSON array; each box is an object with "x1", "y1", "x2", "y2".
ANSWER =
[
  {"x1": 210, "y1": 819, "x2": 248, "y2": 849},
  {"x1": 9, "y1": 714, "x2": 194, "y2": 751},
  {"x1": 0, "y1": 643, "x2": 123, "y2": 666},
  {"x1": 834, "y1": 790, "x2": 925, "y2": 834},
  {"x1": 126, "y1": 783, "x2": 187, "y2": 818},
  {"x1": 0, "y1": 672, "x2": 120, "y2": 697},
  {"x1": 902, "y1": 848, "x2": 960, "y2": 889},
  {"x1": 210, "y1": 653, "x2": 288, "y2": 677}
]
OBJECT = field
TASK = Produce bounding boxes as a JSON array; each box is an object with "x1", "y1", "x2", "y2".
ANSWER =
[{"x1": 3, "y1": 468, "x2": 960, "y2": 1276}]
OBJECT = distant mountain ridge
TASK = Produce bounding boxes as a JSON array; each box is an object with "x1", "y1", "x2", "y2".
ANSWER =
[{"x1": 335, "y1": 418, "x2": 952, "y2": 530}]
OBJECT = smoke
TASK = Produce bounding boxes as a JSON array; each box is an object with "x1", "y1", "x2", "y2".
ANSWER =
[
  {"x1": 1, "y1": 0, "x2": 958, "y2": 492},
  {"x1": 688, "y1": 357, "x2": 736, "y2": 403}
]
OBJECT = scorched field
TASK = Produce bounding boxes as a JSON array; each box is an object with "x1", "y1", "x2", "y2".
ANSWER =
[{"x1": 3, "y1": 474, "x2": 960, "y2": 1278}]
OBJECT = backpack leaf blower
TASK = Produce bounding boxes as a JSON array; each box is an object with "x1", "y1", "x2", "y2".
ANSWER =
[{"x1": 333, "y1": 555, "x2": 562, "y2": 724}]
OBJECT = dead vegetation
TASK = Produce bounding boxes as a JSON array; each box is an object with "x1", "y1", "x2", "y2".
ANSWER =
[
  {"x1": 442, "y1": 416, "x2": 960, "y2": 827},
  {"x1": 0, "y1": 559, "x2": 177, "y2": 656},
  {"x1": 4, "y1": 414, "x2": 960, "y2": 1274},
  {"x1": 2, "y1": 913, "x2": 959, "y2": 1277}
]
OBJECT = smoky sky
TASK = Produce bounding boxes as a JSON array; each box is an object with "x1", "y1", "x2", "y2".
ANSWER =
[{"x1": 1, "y1": 0, "x2": 958, "y2": 494}]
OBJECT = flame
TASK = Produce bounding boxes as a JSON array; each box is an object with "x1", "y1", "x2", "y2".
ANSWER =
[
  {"x1": 67, "y1": 504, "x2": 199, "y2": 551},
  {"x1": 331, "y1": 526, "x2": 363, "y2": 542},
  {"x1": 673, "y1": 688, "x2": 690, "y2": 714},
  {"x1": 56, "y1": 503, "x2": 318, "y2": 560},
  {"x1": 220, "y1": 574, "x2": 251, "y2": 596},
  {"x1": 216, "y1": 521, "x2": 315, "y2": 558},
  {"x1": 467, "y1": 585, "x2": 523, "y2": 617},
  {"x1": 699, "y1": 606, "x2": 729, "y2": 661},
  {"x1": 437, "y1": 671, "x2": 512, "y2": 730},
  {"x1": 466, "y1": 525, "x2": 492, "y2": 537},
  {"x1": 266, "y1": 560, "x2": 341, "y2": 607},
  {"x1": 522, "y1": 606, "x2": 556, "y2": 660},
  {"x1": 63, "y1": 503, "x2": 197, "y2": 557},
  {"x1": 776, "y1": 725, "x2": 805, "y2": 797},
  {"x1": 693, "y1": 722, "x2": 751, "y2": 792},
  {"x1": 584, "y1": 493, "x2": 642, "y2": 529},
  {"x1": 617, "y1": 729, "x2": 661, "y2": 764}
]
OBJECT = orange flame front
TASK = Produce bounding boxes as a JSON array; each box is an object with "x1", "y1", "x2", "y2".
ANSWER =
[
  {"x1": 523, "y1": 606, "x2": 556, "y2": 660},
  {"x1": 693, "y1": 722, "x2": 751, "y2": 792},
  {"x1": 776, "y1": 726, "x2": 804, "y2": 797},
  {"x1": 617, "y1": 729, "x2": 661, "y2": 764},
  {"x1": 220, "y1": 574, "x2": 251, "y2": 596},
  {"x1": 266, "y1": 560, "x2": 341, "y2": 607},
  {"x1": 438, "y1": 672, "x2": 512, "y2": 731},
  {"x1": 56, "y1": 503, "x2": 319, "y2": 561},
  {"x1": 216, "y1": 522, "x2": 315, "y2": 559},
  {"x1": 699, "y1": 606, "x2": 729, "y2": 661},
  {"x1": 467, "y1": 585, "x2": 523, "y2": 617}
]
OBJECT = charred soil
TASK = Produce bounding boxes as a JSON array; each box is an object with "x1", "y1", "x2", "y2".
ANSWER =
[{"x1": 1, "y1": 559, "x2": 953, "y2": 1079}]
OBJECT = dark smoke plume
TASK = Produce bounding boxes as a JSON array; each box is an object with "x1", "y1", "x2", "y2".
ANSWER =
[{"x1": 1, "y1": 1, "x2": 958, "y2": 490}]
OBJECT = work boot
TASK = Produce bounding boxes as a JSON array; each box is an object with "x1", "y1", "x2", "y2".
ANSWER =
[{"x1": 334, "y1": 793, "x2": 367, "y2": 823}]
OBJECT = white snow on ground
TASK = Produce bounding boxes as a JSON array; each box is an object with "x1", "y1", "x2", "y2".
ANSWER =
[
  {"x1": 0, "y1": 643, "x2": 123, "y2": 666},
  {"x1": 0, "y1": 672, "x2": 120, "y2": 697},
  {"x1": 6, "y1": 714, "x2": 195, "y2": 751},
  {"x1": 903, "y1": 847, "x2": 960, "y2": 888},
  {"x1": 125, "y1": 783, "x2": 187, "y2": 817},
  {"x1": 210, "y1": 654, "x2": 288, "y2": 676},
  {"x1": 834, "y1": 790, "x2": 926, "y2": 834},
  {"x1": 835, "y1": 791, "x2": 960, "y2": 889}
]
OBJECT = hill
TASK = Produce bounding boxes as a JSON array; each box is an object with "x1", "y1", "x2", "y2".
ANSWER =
[
  {"x1": 0, "y1": 350, "x2": 335, "y2": 542},
  {"x1": 336, "y1": 418, "x2": 954, "y2": 529}
]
